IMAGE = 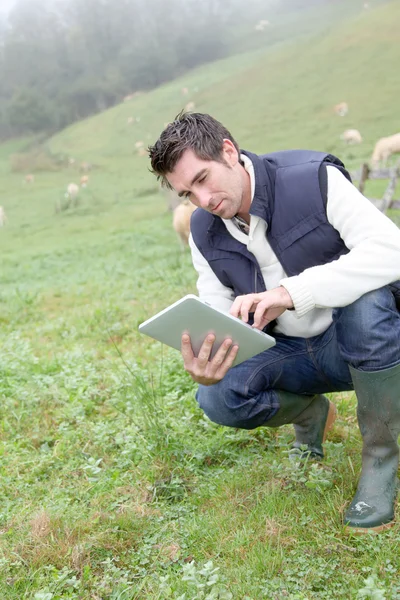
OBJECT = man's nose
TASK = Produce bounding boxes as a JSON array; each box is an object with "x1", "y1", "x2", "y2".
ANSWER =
[{"x1": 196, "y1": 188, "x2": 212, "y2": 210}]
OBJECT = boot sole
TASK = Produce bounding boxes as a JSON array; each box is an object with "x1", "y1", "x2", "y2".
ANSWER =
[
  {"x1": 344, "y1": 520, "x2": 395, "y2": 535},
  {"x1": 323, "y1": 401, "x2": 337, "y2": 443}
]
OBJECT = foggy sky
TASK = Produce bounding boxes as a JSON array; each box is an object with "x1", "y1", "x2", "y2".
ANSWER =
[{"x1": 0, "y1": 0, "x2": 17, "y2": 15}]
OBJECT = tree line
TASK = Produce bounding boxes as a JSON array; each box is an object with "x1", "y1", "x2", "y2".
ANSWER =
[{"x1": 0, "y1": 0, "x2": 335, "y2": 139}]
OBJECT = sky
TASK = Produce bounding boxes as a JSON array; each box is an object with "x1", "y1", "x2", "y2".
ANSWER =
[{"x1": 0, "y1": 0, "x2": 17, "y2": 15}]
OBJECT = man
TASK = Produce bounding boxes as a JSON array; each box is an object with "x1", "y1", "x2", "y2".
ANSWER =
[{"x1": 149, "y1": 112, "x2": 400, "y2": 533}]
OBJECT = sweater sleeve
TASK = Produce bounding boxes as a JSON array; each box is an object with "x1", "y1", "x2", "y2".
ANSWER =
[
  {"x1": 188, "y1": 233, "x2": 235, "y2": 312},
  {"x1": 280, "y1": 165, "x2": 400, "y2": 316}
]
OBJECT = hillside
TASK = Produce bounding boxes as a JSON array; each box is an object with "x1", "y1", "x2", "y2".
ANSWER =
[
  {"x1": 0, "y1": 0, "x2": 398, "y2": 254},
  {"x1": 47, "y1": 0, "x2": 399, "y2": 178}
]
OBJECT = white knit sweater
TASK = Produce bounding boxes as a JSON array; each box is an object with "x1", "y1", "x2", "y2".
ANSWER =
[{"x1": 188, "y1": 154, "x2": 400, "y2": 338}]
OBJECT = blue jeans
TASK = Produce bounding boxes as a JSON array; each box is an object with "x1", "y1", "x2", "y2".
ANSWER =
[{"x1": 196, "y1": 285, "x2": 400, "y2": 430}]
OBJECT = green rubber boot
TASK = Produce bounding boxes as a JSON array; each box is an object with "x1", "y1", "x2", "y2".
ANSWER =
[
  {"x1": 266, "y1": 391, "x2": 337, "y2": 459},
  {"x1": 344, "y1": 363, "x2": 400, "y2": 533}
]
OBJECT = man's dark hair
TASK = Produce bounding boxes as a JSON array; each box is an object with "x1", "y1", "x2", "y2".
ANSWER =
[{"x1": 148, "y1": 112, "x2": 240, "y2": 188}]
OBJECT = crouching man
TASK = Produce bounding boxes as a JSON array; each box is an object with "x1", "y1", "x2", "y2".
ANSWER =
[{"x1": 148, "y1": 112, "x2": 400, "y2": 533}]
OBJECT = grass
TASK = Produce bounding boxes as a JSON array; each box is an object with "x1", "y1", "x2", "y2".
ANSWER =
[{"x1": 1, "y1": 1, "x2": 400, "y2": 597}]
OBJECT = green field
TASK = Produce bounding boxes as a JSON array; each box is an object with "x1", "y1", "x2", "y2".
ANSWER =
[{"x1": 1, "y1": 1, "x2": 400, "y2": 598}]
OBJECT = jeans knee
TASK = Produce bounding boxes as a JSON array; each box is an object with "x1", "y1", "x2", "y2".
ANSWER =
[
  {"x1": 335, "y1": 287, "x2": 400, "y2": 370},
  {"x1": 196, "y1": 383, "x2": 276, "y2": 430}
]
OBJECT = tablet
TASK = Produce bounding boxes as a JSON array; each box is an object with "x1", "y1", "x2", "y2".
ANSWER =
[{"x1": 138, "y1": 294, "x2": 276, "y2": 367}]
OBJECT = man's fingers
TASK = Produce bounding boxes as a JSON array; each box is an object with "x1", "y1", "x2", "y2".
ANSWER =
[
  {"x1": 181, "y1": 334, "x2": 194, "y2": 359},
  {"x1": 197, "y1": 334, "x2": 215, "y2": 365},
  {"x1": 212, "y1": 338, "x2": 233, "y2": 366},
  {"x1": 239, "y1": 297, "x2": 257, "y2": 323},
  {"x1": 229, "y1": 295, "x2": 243, "y2": 318},
  {"x1": 253, "y1": 301, "x2": 271, "y2": 328},
  {"x1": 216, "y1": 344, "x2": 239, "y2": 376}
]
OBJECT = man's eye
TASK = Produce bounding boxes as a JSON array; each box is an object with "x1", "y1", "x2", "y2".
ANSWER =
[
  {"x1": 184, "y1": 192, "x2": 191, "y2": 199},
  {"x1": 198, "y1": 176, "x2": 206, "y2": 183}
]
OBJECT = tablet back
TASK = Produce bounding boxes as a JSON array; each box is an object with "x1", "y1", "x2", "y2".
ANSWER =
[{"x1": 138, "y1": 294, "x2": 276, "y2": 367}]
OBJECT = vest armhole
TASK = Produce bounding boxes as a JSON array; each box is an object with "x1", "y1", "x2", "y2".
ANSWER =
[{"x1": 318, "y1": 163, "x2": 328, "y2": 209}]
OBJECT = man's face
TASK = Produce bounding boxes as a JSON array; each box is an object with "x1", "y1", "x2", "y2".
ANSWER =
[{"x1": 166, "y1": 140, "x2": 245, "y2": 219}]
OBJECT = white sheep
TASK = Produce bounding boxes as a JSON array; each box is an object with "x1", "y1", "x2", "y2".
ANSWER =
[
  {"x1": 66, "y1": 182, "x2": 79, "y2": 199},
  {"x1": 173, "y1": 200, "x2": 196, "y2": 248},
  {"x1": 0, "y1": 206, "x2": 7, "y2": 226},
  {"x1": 371, "y1": 133, "x2": 400, "y2": 166},
  {"x1": 340, "y1": 129, "x2": 362, "y2": 144}
]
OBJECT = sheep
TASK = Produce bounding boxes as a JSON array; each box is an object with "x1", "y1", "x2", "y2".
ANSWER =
[
  {"x1": 182, "y1": 87, "x2": 189, "y2": 95},
  {"x1": 55, "y1": 183, "x2": 80, "y2": 213},
  {"x1": 185, "y1": 101, "x2": 195, "y2": 112},
  {"x1": 0, "y1": 206, "x2": 7, "y2": 226},
  {"x1": 333, "y1": 102, "x2": 349, "y2": 117},
  {"x1": 340, "y1": 129, "x2": 362, "y2": 144},
  {"x1": 25, "y1": 174, "x2": 35, "y2": 184},
  {"x1": 127, "y1": 117, "x2": 134, "y2": 125},
  {"x1": 80, "y1": 175, "x2": 89, "y2": 187},
  {"x1": 172, "y1": 200, "x2": 196, "y2": 248},
  {"x1": 67, "y1": 183, "x2": 79, "y2": 200},
  {"x1": 135, "y1": 140, "x2": 144, "y2": 149},
  {"x1": 371, "y1": 133, "x2": 400, "y2": 167}
]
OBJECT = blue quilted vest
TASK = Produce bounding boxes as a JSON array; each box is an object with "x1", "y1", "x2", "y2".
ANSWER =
[{"x1": 191, "y1": 149, "x2": 351, "y2": 302}]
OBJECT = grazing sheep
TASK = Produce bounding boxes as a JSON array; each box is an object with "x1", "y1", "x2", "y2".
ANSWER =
[
  {"x1": 182, "y1": 87, "x2": 189, "y2": 95},
  {"x1": 127, "y1": 117, "x2": 134, "y2": 125},
  {"x1": 56, "y1": 183, "x2": 80, "y2": 213},
  {"x1": 371, "y1": 133, "x2": 400, "y2": 166},
  {"x1": 333, "y1": 102, "x2": 349, "y2": 117},
  {"x1": 185, "y1": 101, "x2": 195, "y2": 112},
  {"x1": 80, "y1": 175, "x2": 89, "y2": 187},
  {"x1": 173, "y1": 200, "x2": 196, "y2": 248},
  {"x1": 25, "y1": 174, "x2": 35, "y2": 183},
  {"x1": 340, "y1": 129, "x2": 363, "y2": 144},
  {"x1": 135, "y1": 140, "x2": 144, "y2": 149},
  {"x1": 0, "y1": 206, "x2": 7, "y2": 226},
  {"x1": 67, "y1": 183, "x2": 79, "y2": 199}
]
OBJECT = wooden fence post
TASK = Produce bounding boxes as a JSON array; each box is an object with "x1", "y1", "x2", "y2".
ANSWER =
[{"x1": 358, "y1": 162, "x2": 370, "y2": 194}]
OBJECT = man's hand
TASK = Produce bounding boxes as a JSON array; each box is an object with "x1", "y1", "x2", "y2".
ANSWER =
[
  {"x1": 181, "y1": 333, "x2": 239, "y2": 386},
  {"x1": 229, "y1": 286, "x2": 294, "y2": 330}
]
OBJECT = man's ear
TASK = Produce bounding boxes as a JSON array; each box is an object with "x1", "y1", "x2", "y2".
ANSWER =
[{"x1": 222, "y1": 139, "x2": 239, "y2": 166}]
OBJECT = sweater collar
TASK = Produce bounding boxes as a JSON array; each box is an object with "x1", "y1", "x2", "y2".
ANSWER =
[{"x1": 240, "y1": 150, "x2": 274, "y2": 223}]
